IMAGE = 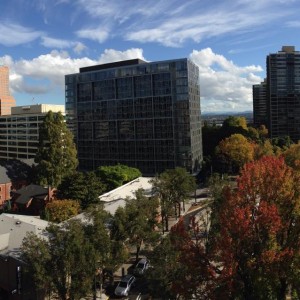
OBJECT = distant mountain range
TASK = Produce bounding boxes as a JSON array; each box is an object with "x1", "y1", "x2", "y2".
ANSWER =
[{"x1": 202, "y1": 111, "x2": 253, "y2": 116}]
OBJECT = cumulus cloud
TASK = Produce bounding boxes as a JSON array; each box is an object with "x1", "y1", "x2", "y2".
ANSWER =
[
  {"x1": 98, "y1": 48, "x2": 146, "y2": 64},
  {"x1": 3, "y1": 48, "x2": 146, "y2": 99},
  {"x1": 190, "y1": 48, "x2": 263, "y2": 112},
  {"x1": 41, "y1": 37, "x2": 87, "y2": 54},
  {"x1": 3, "y1": 47, "x2": 262, "y2": 112}
]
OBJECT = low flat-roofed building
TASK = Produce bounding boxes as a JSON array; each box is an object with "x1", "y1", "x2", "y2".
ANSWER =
[
  {"x1": 0, "y1": 214, "x2": 49, "y2": 299},
  {"x1": 0, "y1": 104, "x2": 65, "y2": 160},
  {"x1": 99, "y1": 177, "x2": 153, "y2": 215}
]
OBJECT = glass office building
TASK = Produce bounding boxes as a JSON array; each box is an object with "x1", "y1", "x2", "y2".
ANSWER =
[
  {"x1": 65, "y1": 58, "x2": 202, "y2": 175},
  {"x1": 267, "y1": 46, "x2": 300, "y2": 141}
]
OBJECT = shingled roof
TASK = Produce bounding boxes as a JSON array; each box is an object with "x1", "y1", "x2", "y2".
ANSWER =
[{"x1": 13, "y1": 184, "x2": 49, "y2": 205}]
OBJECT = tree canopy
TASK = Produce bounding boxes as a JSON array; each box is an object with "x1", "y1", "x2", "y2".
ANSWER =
[
  {"x1": 216, "y1": 133, "x2": 255, "y2": 172},
  {"x1": 57, "y1": 171, "x2": 105, "y2": 209},
  {"x1": 96, "y1": 164, "x2": 141, "y2": 192},
  {"x1": 211, "y1": 156, "x2": 300, "y2": 299},
  {"x1": 44, "y1": 199, "x2": 80, "y2": 223},
  {"x1": 111, "y1": 189, "x2": 160, "y2": 261},
  {"x1": 151, "y1": 167, "x2": 196, "y2": 232},
  {"x1": 34, "y1": 111, "x2": 78, "y2": 187}
]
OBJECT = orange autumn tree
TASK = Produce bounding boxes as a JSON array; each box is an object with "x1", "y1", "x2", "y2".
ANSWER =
[
  {"x1": 283, "y1": 141, "x2": 300, "y2": 172},
  {"x1": 213, "y1": 156, "x2": 300, "y2": 299},
  {"x1": 45, "y1": 199, "x2": 80, "y2": 223},
  {"x1": 216, "y1": 134, "x2": 255, "y2": 173}
]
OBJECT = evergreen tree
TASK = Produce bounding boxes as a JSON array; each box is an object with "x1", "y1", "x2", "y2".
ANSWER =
[{"x1": 35, "y1": 111, "x2": 78, "y2": 187}]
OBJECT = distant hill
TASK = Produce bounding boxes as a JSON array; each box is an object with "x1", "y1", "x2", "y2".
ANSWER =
[
  {"x1": 202, "y1": 111, "x2": 252, "y2": 116},
  {"x1": 201, "y1": 111, "x2": 253, "y2": 126}
]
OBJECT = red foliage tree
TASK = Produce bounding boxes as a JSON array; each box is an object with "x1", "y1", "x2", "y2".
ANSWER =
[
  {"x1": 213, "y1": 156, "x2": 300, "y2": 299},
  {"x1": 169, "y1": 218, "x2": 216, "y2": 299}
]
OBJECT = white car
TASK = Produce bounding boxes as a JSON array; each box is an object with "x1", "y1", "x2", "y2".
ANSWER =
[
  {"x1": 114, "y1": 274, "x2": 136, "y2": 297},
  {"x1": 133, "y1": 258, "x2": 150, "y2": 276}
]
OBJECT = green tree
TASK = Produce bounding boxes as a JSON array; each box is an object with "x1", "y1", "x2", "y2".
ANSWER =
[
  {"x1": 22, "y1": 220, "x2": 96, "y2": 300},
  {"x1": 35, "y1": 111, "x2": 78, "y2": 187},
  {"x1": 96, "y1": 164, "x2": 141, "y2": 192},
  {"x1": 57, "y1": 171, "x2": 105, "y2": 209},
  {"x1": 146, "y1": 237, "x2": 179, "y2": 299},
  {"x1": 151, "y1": 167, "x2": 196, "y2": 233},
  {"x1": 44, "y1": 199, "x2": 80, "y2": 223},
  {"x1": 222, "y1": 115, "x2": 248, "y2": 130},
  {"x1": 112, "y1": 189, "x2": 160, "y2": 261},
  {"x1": 21, "y1": 233, "x2": 52, "y2": 297}
]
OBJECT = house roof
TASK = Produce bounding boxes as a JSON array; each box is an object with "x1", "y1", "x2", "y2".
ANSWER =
[
  {"x1": 0, "y1": 159, "x2": 33, "y2": 183},
  {"x1": 13, "y1": 184, "x2": 49, "y2": 205},
  {"x1": 0, "y1": 165, "x2": 11, "y2": 184},
  {"x1": 0, "y1": 214, "x2": 49, "y2": 257}
]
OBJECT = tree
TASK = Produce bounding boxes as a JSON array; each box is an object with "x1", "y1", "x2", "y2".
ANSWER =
[
  {"x1": 222, "y1": 116, "x2": 248, "y2": 130},
  {"x1": 216, "y1": 134, "x2": 255, "y2": 172},
  {"x1": 22, "y1": 220, "x2": 96, "y2": 300},
  {"x1": 282, "y1": 141, "x2": 300, "y2": 171},
  {"x1": 147, "y1": 218, "x2": 215, "y2": 300},
  {"x1": 254, "y1": 139, "x2": 275, "y2": 160},
  {"x1": 35, "y1": 111, "x2": 78, "y2": 187},
  {"x1": 212, "y1": 156, "x2": 300, "y2": 299},
  {"x1": 44, "y1": 199, "x2": 80, "y2": 223},
  {"x1": 111, "y1": 189, "x2": 160, "y2": 261},
  {"x1": 96, "y1": 164, "x2": 142, "y2": 192},
  {"x1": 151, "y1": 167, "x2": 196, "y2": 233},
  {"x1": 57, "y1": 171, "x2": 105, "y2": 209},
  {"x1": 21, "y1": 233, "x2": 52, "y2": 297}
]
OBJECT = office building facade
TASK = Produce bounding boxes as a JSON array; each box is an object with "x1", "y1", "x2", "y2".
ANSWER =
[
  {"x1": 0, "y1": 66, "x2": 16, "y2": 116},
  {"x1": 65, "y1": 58, "x2": 202, "y2": 175},
  {"x1": 0, "y1": 104, "x2": 65, "y2": 160},
  {"x1": 253, "y1": 79, "x2": 267, "y2": 127},
  {"x1": 266, "y1": 46, "x2": 300, "y2": 141}
]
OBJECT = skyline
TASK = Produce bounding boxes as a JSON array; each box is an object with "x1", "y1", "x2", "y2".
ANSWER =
[{"x1": 1, "y1": 0, "x2": 300, "y2": 112}]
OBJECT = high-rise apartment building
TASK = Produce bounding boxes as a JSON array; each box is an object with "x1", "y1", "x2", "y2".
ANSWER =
[
  {"x1": 65, "y1": 58, "x2": 202, "y2": 175},
  {"x1": 253, "y1": 79, "x2": 267, "y2": 127},
  {"x1": 264, "y1": 46, "x2": 300, "y2": 141},
  {"x1": 0, "y1": 104, "x2": 65, "y2": 160},
  {"x1": 0, "y1": 66, "x2": 16, "y2": 116}
]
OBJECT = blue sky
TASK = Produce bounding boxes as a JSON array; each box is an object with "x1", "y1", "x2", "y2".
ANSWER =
[{"x1": 1, "y1": 0, "x2": 300, "y2": 113}]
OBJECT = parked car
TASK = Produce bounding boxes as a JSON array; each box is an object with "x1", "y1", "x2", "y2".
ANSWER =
[
  {"x1": 114, "y1": 274, "x2": 136, "y2": 297},
  {"x1": 133, "y1": 258, "x2": 149, "y2": 276}
]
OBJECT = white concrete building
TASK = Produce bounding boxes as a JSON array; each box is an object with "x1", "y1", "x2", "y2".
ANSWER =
[{"x1": 0, "y1": 104, "x2": 65, "y2": 160}]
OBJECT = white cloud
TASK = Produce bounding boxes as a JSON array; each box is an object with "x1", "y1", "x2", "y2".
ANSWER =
[
  {"x1": 98, "y1": 48, "x2": 146, "y2": 64},
  {"x1": 73, "y1": 42, "x2": 87, "y2": 54},
  {"x1": 76, "y1": 27, "x2": 109, "y2": 43},
  {"x1": 74, "y1": 0, "x2": 295, "y2": 47},
  {"x1": 2, "y1": 48, "x2": 146, "y2": 99},
  {"x1": 0, "y1": 22, "x2": 43, "y2": 46},
  {"x1": 41, "y1": 36, "x2": 73, "y2": 49},
  {"x1": 285, "y1": 20, "x2": 300, "y2": 27},
  {"x1": 190, "y1": 48, "x2": 263, "y2": 112},
  {"x1": 41, "y1": 37, "x2": 87, "y2": 54},
  {"x1": 2, "y1": 47, "x2": 262, "y2": 112}
]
